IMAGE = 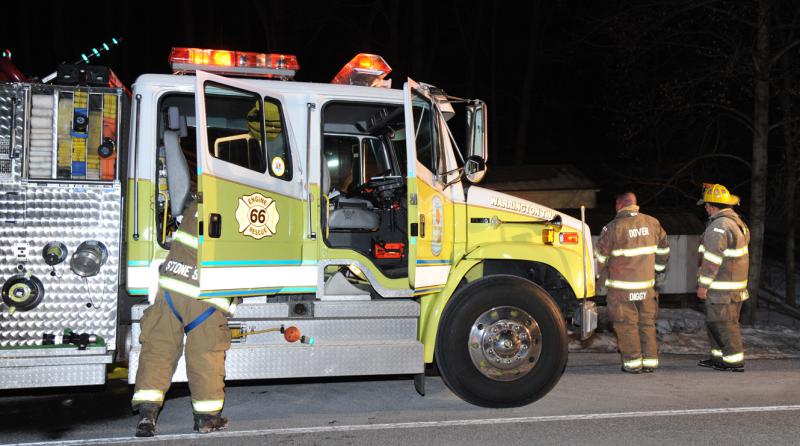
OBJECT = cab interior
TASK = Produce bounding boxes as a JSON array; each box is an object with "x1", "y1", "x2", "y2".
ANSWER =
[{"x1": 321, "y1": 102, "x2": 409, "y2": 279}]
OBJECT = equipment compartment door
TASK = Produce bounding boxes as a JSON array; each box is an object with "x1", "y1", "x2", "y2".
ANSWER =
[
  {"x1": 194, "y1": 71, "x2": 312, "y2": 298},
  {"x1": 403, "y1": 79, "x2": 455, "y2": 293}
]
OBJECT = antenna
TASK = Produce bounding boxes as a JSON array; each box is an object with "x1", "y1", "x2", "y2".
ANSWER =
[{"x1": 42, "y1": 38, "x2": 124, "y2": 83}]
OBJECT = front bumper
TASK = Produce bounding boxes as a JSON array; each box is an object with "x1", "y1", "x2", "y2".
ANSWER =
[{"x1": 572, "y1": 300, "x2": 598, "y2": 340}]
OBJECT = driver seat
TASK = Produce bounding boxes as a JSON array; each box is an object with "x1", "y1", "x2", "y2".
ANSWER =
[{"x1": 322, "y1": 155, "x2": 379, "y2": 231}]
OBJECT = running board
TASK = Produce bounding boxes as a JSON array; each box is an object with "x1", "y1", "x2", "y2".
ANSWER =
[
  {"x1": 128, "y1": 299, "x2": 424, "y2": 384},
  {"x1": 0, "y1": 346, "x2": 112, "y2": 390}
]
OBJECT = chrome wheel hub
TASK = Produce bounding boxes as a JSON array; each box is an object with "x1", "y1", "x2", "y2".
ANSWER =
[{"x1": 468, "y1": 306, "x2": 541, "y2": 381}]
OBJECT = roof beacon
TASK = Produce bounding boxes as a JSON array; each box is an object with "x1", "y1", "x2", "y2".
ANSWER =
[
  {"x1": 169, "y1": 47, "x2": 300, "y2": 79},
  {"x1": 331, "y1": 53, "x2": 392, "y2": 88}
]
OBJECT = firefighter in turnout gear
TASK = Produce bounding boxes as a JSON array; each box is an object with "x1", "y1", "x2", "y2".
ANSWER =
[
  {"x1": 696, "y1": 183, "x2": 749, "y2": 372},
  {"x1": 131, "y1": 199, "x2": 237, "y2": 436},
  {"x1": 596, "y1": 192, "x2": 669, "y2": 373}
]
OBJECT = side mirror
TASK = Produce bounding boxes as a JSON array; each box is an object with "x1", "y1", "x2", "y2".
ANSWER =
[
  {"x1": 464, "y1": 155, "x2": 486, "y2": 184},
  {"x1": 465, "y1": 100, "x2": 488, "y2": 184}
]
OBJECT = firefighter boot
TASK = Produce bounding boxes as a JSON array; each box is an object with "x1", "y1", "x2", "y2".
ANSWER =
[
  {"x1": 713, "y1": 361, "x2": 744, "y2": 372},
  {"x1": 697, "y1": 358, "x2": 718, "y2": 368},
  {"x1": 193, "y1": 413, "x2": 229, "y2": 434},
  {"x1": 134, "y1": 403, "x2": 160, "y2": 437}
]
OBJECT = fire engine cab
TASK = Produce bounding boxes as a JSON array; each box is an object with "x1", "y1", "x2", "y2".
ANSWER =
[{"x1": 0, "y1": 48, "x2": 597, "y2": 407}]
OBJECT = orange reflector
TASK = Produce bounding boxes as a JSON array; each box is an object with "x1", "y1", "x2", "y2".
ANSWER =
[
  {"x1": 542, "y1": 228, "x2": 556, "y2": 245},
  {"x1": 283, "y1": 326, "x2": 301, "y2": 343},
  {"x1": 331, "y1": 53, "x2": 392, "y2": 87},
  {"x1": 169, "y1": 47, "x2": 299, "y2": 79},
  {"x1": 559, "y1": 232, "x2": 579, "y2": 244}
]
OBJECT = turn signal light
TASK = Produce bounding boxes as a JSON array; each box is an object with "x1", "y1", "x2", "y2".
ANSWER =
[
  {"x1": 559, "y1": 232, "x2": 579, "y2": 244},
  {"x1": 331, "y1": 53, "x2": 392, "y2": 87},
  {"x1": 169, "y1": 47, "x2": 300, "y2": 79},
  {"x1": 542, "y1": 228, "x2": 556, "y2": 245}
]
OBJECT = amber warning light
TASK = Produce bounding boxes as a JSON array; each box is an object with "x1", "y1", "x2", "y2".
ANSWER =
[
  {"x1": 331, "y1": 53, "x2": 392, "y2": 88},
  {"x1": 169, "y1": 48, "x2": 300, "y2": 79}
]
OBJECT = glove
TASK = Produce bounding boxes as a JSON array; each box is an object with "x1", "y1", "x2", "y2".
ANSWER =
[{"x1": 655, "y1": 273, "x2": 666, "y2": 292}]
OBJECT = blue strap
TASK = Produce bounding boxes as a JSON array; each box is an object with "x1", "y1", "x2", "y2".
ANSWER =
[
  {"x1": 164, "y1": 291, "x2": 216, "y2": 333},
  {"x1": 164, "y1": 292, "x2": 183, "y2": 324},
  {"x1": 184, "y1": 307, "x2": 216, "y2": 333}
]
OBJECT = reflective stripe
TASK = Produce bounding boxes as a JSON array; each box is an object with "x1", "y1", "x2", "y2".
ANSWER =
[
  {"x1": 711, "y1": 349, "x2": 723, "y2": 357},
  {"x1": 642, "y1": 358, "x2": 659, "y2": 368},
  {"x1": 596, "y1": 253, "x2": 609, "y2": 264},
  {"x1": 723, "y1": 246, "x2": 748, "y2": 257},
  {"x1": 611, "y1": 245, "x2": 657, "y2": 257},
  {"x1": 703, "y1": 251, "x2": 723, "y2": 265},
  {"x1": 606, "y1": 279, "x2": 655, "y2": 290},
  {"x1": 654, "y1": 264, "x2": 666, "y2": 272},
  {"x1": 655, "y1": 247, "x2": 670, "y2": 255},
  {"x1": 203, "y1": 297, "x2": 236, "y2": 314},
  {"x1": 698, "y1": 276, "x2": 714, "y2": 286},
  {"x1": 173, "y1": 230, "x2": 198, "y2": 249},
  {"x1": 623, "y1": 358, "x2": 643, "y2": 369},
  {"x1": 159, "y1": 276, "x2": 200, "y2": 297},
  {"x1": 722, "y1": 352, "x2": 744, "y2": 364},
  {"x1": 192, "y1": 399, "x2": 224, "y2": 413},
  {"x1": 132, "y1": 389, "x2": 164, "y2": 403},
  {"x1": 709, "y1": 280, "x2": 748, "y2": 290}
]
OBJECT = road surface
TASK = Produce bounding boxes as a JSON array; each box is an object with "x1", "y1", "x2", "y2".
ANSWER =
[{"x1": 2, "y1": 353, "x2": 799, "y2": 445}]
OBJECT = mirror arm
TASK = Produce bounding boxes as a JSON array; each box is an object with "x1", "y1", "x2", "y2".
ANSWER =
[{"x1": 438, "y1": 166, "x2": 465, "y2": 188}]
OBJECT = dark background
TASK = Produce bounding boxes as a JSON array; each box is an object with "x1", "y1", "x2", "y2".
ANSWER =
[{"x1": 3, "y1": 0, "x2": 799, "y2": 310}]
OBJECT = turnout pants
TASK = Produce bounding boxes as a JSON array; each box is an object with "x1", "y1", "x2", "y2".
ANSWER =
[
  {"x1": 608, "y1": 294, "x2": 659, "y2": 370},
  {"x1": 132, "y1": 290, "x2": 232, "y2": 414},
  {"x1": 705, "y1": 301, "x2": 744, "y2": 366}
]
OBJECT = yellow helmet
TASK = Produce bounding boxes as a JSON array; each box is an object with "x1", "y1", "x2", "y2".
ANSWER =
[{"x1": 697, "y1": 183, "x2": 740, "y2": 206}]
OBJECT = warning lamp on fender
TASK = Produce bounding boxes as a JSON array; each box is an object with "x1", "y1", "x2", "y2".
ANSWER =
[
  {"x1": 559, "y1": 232, "x2": 580, "y2": 244},
  {"x1": 169, "y1": 47, "x2": 300, "y2": 79},
  {"x1": 542, "y1": 228, "x2": 556, "y2": 245},
  {"x1": 331, "y1": 53, "x2": 392, "y2": 88}
]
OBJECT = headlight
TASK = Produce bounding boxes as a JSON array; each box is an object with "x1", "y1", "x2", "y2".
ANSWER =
[{"x1": 70, "y1": 241, "x2": 108, "y2": 277}]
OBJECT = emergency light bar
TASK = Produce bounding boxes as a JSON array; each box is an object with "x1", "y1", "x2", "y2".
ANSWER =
[
  {"x1": 169, "y1": 48, "x2": 300, "y2": 79},
  {"x1": 331, "y1": 53, "x2": 392, "y2": 88}
]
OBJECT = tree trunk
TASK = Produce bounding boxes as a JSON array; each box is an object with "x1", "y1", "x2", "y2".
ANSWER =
[
  {"x1": 782, "y1": 56, "x2": 797, "y2": 307},
  {"x1": 744, "y1": 0, "x2": 771, "y2": 325}
]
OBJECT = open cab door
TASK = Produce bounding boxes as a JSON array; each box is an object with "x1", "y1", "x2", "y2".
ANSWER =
[
  {"x1": 194, "y1": 71, "x2": 311, "y2": 298},
  {"x1": 403, "y1": 79, "x2": 455, "y2": 294}
]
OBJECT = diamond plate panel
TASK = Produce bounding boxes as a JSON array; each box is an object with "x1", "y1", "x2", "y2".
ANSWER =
[
  {"x1": 132, "y1": 300, "x2": 420, "y2": 321},
  {"x1": 131, "y1": 316, "x2": 418, "y2": 346},
  {"x1": 128, "y1": 341, "x2": 424, "y2": 384},
  {"x1": 0, "y1": 364, "x2": 106, "y2": 390},
  {"x1": 0, "y1": 182, "x2": 122, "y2": 348},
  {"x1": 314, "y1": 300, "x2": 419, "y2": 318}
]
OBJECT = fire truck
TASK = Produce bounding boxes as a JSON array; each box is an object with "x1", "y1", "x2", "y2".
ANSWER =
[{"x1": 0, "y1": 48, "x2": 597, "y2": 407}]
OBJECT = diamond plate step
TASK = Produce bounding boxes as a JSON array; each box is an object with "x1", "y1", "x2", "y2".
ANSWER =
[
  {"x1": 128, "y1": 340, "x2": 423, "y2": 384},
  {"x1": 0, "y1": 347, "x2": 112, "y2": 390}
]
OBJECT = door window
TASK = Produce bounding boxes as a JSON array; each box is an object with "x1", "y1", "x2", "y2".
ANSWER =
[
  {"x1": 204, "y1": 82, "x2": 266, "y2": 173},
  {"x1": 204, "y1": 83, "x2": 293, "y2": 181},
  {"x1": 412, "y1": 92, "x2": 441, "y2": 175}
]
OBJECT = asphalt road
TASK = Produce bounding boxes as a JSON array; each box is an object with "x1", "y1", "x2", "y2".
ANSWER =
[{"x1": 1, "y1": 353, "x2": 799, "y2": 445}]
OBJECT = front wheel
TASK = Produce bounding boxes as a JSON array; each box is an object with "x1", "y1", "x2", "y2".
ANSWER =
[{"x1": 435, "y1": 275, "x2": 568, "y2": 408}]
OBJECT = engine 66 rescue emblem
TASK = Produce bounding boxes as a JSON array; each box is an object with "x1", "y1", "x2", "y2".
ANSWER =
[{"x1": 235, "y1": 193, "x2": 280, "y2": 239}]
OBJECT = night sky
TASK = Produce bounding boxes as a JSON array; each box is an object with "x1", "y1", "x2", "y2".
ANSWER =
[{"x1": 3, "y1": 1, "x2": 798, "y2": 226}]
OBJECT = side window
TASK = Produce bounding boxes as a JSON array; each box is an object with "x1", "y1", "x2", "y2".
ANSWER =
[
  {"x1": 261, "y1": 98, "x2": 293, "y2": 181},
  {"x1": 412, "y1": 92, "x2": 440, "y2": 174},
  {"x1": 323, "y1": 135, "x2": 358, "y2": 192},
  {"x1": 204, "y1": 82, "x2": 266, "y2": 173},
  {"x1": 363, "y1": 137, "x2": 391, "y2": 179}
]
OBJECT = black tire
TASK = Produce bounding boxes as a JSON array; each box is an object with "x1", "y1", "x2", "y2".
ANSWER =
[{"x1": 435, "y1": 275, "x2": 568, "y2": 408}]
